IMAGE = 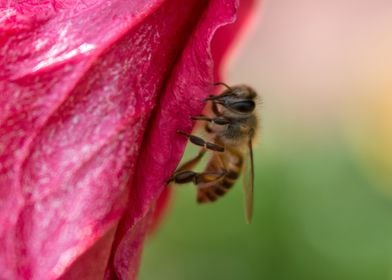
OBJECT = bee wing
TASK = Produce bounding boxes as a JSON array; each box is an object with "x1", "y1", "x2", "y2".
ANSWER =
[{"x1": 243, "y1": 129, "x2": 255, "y2": 224}]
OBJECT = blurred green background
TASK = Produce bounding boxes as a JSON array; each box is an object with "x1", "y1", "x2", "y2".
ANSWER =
[{"x1": 140, "y1": 0, "x2": 392, "y2": 279}]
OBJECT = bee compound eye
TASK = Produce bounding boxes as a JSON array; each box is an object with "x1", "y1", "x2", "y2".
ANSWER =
[{"x1": 230, "y1": 101, "x2": 255, "y2": 113}]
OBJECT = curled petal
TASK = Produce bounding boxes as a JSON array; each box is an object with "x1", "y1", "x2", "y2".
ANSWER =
[{"x1": 0, "y1": 0, "x2": 255, "y2": 279}]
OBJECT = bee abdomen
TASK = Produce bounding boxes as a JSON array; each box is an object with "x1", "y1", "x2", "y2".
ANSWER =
[{"x1": 197, "y1": 171, "x2": 238, "y2": 203}]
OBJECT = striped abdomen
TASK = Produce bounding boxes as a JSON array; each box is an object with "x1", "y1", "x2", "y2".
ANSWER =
[{"x1": 197, "y1": 150, "x2": 243, "y2": 203}]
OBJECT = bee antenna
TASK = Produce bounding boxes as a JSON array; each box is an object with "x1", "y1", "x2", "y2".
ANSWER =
[{"x1": 213, "y1": 82, "x2": 232, "y2": 91}]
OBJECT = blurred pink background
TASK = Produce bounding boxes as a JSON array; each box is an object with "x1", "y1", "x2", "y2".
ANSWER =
[{"x1": 229, "y1": 0, "x2": 392, "y2": 192}]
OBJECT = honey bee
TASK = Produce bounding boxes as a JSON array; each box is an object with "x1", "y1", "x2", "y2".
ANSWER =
[{"x1": 168, "y1": 82, "x2": 259, "y2": 223}]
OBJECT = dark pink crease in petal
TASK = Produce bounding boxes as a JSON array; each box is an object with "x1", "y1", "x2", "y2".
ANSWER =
[
  {"x1": 0, "y1": 0, "x2": 255, "y2": 279},
  {"x1": 106, "y1": 0, "x2": 240, "y2": 278}
]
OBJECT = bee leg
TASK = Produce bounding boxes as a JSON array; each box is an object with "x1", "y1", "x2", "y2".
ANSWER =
[
  {"x1": 191, "y1": 115, "x2": 230, "y2": 125},
  {"x1": 204, "y1": 83, "x2": 232, "y2": 101},
  {"x1": 168, "y1": 170, "x2": 227, "y2": 185},
  {"x1": 177, "y1": 130, "x2": 224, "y2": 152},
  {"x1": 195, "y1": 170, "x2": 228, "y2": 188},
  {"x1": 175, "y1": 149, "x2": 206, "y2": 173},
  {"x1": 211, "y1": 102, "x2": 220, "y2": 116},
  {"x1": 213, "y1": 82, "x2": 232, "y2": 90},
  {"x1": 167, "y1": 149, "x2": 206, "y2": 184}
]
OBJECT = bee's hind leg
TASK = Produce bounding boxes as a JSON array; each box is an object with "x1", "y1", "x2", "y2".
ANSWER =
[
  {"x1": 177, "y1": 130, "x2": 224, "y2": 152},
  {"x1": 174, "y1": 149, "x2": 206, "y2": 174},
  {"x1": 168, "y1": 169, "x2": 227, "y2": 185},
  {"x1": 168, "y1": 149, "x2": 228, "y2": 186},
  {"x1": 167, "y1": 148, "x2": 206, "y2": 185}
]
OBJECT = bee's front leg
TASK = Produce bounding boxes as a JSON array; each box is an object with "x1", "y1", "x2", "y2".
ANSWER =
[{"x1": 191, "y1": 115, "x2": 230, "y2": 125}]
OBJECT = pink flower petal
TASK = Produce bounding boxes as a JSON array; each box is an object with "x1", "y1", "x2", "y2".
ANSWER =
[{"x1": 0, "y1": 0, "x2": 256, "y2": 279}]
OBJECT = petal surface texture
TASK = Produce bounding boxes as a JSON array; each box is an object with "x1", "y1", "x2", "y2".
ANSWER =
[{"x1": 0, "y1": 0, "x2": 254, "y2": 279}]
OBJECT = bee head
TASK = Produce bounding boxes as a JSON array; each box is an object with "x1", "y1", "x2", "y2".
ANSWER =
[{"x1": 206, "y1": 84, "x2": 257, "y2": 115}]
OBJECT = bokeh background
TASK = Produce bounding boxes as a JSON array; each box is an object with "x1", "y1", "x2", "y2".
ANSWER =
[{"x1": 140, "y1": 0, "x2": 392, "y2": 279}]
